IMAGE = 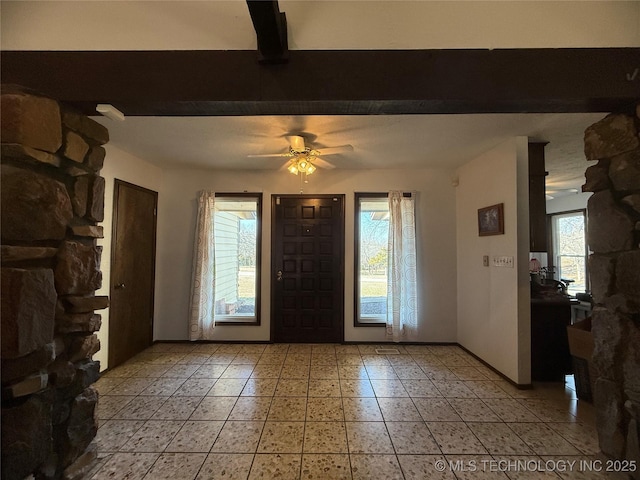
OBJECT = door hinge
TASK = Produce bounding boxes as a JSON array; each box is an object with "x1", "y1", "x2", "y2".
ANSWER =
[{"x1": 154, "y1": 208, "x2": 157, "y2": 216}]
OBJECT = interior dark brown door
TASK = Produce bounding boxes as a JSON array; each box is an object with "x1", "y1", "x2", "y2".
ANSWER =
[
  {"x1": 109, "y1": 180, "x2": 157, "y2": 368},
  {"x1": 272, "y1": 195, "x2": 344, "y2": 343}
]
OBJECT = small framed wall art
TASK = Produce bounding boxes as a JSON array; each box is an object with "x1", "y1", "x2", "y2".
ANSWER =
[{"x1": 478, "y1": 203, "x2": 504, "y2": 236}]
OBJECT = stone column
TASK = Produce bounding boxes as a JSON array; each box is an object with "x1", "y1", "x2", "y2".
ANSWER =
[
  {"x1": 583, "y1": 106, "x2": 640, "y2": 477},
  {"x1": 1, "y1": 86, "x2": 108, "y2": 480}
]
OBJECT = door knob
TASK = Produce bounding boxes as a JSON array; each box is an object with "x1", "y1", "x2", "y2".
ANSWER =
[
  {"x1": 276, "y1": 270, "x2": 283, "y2": 282},
  {"x1": 115, "y1": 283, "x2": 126, "y2": 290}
]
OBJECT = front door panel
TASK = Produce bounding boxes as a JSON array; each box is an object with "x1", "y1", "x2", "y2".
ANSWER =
[{"x1": 272, "y1": 195, "x2": 344, "y2": 343}]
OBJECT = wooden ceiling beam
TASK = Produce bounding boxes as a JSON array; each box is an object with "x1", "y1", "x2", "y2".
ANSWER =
[
  {"x1": 246, "y1": 0, "x2": 288, "y2": 64},
  {"x1": 1, "y1": 49, "x2": 637, "y2": 116}
]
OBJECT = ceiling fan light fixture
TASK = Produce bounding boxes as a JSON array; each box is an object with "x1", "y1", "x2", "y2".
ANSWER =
[{"x1": 288, "y1": 156, "x2": 316, "y2": 176}]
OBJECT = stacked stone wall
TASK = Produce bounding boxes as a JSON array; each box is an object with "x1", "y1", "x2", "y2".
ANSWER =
[
  {"x1": 584, "y1": 106, "x2": 640, "y2": 478},
  {"x1": 1, "y1": 86, "x2": 108, "y2": 480}
]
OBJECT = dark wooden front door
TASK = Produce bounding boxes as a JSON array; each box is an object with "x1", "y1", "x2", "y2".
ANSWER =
[
  {"x1": 272, "y1": 195, "x2": 344, "y2": 343},
  {"x1": 109, "y1": 180, "x2": 157, "y2": 368}
]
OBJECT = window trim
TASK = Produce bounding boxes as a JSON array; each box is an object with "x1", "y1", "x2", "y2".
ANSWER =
[
  {"x1": 354, "y1": 192, "x2": 388, "y2": 327},
  {"x1": 547, "y1": 208, "x2": 589, "y2": 295},
  {"x1": 213, "y1": 192, "x2": 262, "y2": 326}
]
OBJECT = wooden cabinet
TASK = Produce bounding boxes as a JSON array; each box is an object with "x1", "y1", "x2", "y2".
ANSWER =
[{"x1": 529, "y1": 142, "x2": 548, "y2": 252}]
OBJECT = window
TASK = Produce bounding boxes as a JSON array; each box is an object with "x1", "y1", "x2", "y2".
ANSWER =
[
  {"x1": 355, "y1": 193, "x2": 389, "y2": 325},
  {"x1": 213, "y1": 193, "x2": 262, "y2": 324},
  {"x1": 549, "y1": 209, "x2": 588, "y2": 295}
]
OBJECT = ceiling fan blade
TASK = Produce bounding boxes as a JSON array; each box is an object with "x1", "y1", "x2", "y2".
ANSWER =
[
  {"x1": 279, "y1": 159, "x2": 292, "y2": 171},
  {"x1": 315, "y1": 144, "x2": 353, "y2": 155},
  {"x1": 247, "y1": 153, "x2": 291, "y2": 158},
  {"x1": 312, "y1": 157, "x2": 336, "y2": 169}
]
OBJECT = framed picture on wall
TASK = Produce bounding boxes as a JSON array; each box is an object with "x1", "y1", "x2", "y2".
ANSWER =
[{"x1": 478, "y1": 203, "x2": 504, "y2": 236}]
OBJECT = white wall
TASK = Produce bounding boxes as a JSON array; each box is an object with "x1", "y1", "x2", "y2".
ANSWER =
[
  {"x1": 155, "y1": 167, "x2": 458, "y2": 343},
  {"x1": 456, "y1": 137, "x2": 531, "y2": 384},
  {"x1": 95, "y1": 144, "x2": 164, "y2": 371},
  {"x1": 2, "y1": 1, "x2": 638, "y2": 50},
  {"x1": 546, "y1": 192, "x2": 591, "y2": 214}
]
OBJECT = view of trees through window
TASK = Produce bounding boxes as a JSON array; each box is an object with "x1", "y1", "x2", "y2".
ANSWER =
[
  {"x1": 552, "y1": 211, "x2": 587, "y2": 295},
  {"x1": 357, "y1": 197, "x2": 389, "y2": 322},
  {"x1": 214, "y1": 197, "x2": 259, "y2": 321}
]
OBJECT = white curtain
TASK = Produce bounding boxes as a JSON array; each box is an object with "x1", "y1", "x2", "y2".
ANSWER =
[
  {"x1": 386, "y1": 191, "x2": 418, "y2": 342},
  {"x1": 189, "y1": 191, "x2": 216, "y2": 340}
]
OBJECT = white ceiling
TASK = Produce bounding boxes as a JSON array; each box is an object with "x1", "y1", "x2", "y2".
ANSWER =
[{"x1": 93, "y1": 112, "x2": 603, "y2": 191}]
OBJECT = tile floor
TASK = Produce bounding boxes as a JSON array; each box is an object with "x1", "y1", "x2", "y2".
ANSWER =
[{"x1": 88, "y1": 343, "x2": 611, "y2": 479}]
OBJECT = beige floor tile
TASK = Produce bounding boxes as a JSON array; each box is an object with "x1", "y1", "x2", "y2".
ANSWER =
[
  {"x1": 162, "y1": 364, "x2": 200, "y2": 378},
  {"x1": 94, "y1": 343, "x2": 601, "y2": 480},
  {"x1": 141, "y1": 378, "x2": 186, "y2": 396},
  {"x1": 426, "y1": 422, "x2": 488, "y2": 455},
  {"x1": 275, "y1": 378, "x2": 309, "y2": 396},
  {"x1": 413, "y1": 398, "x2": 462, "y2": 422},
  {"x1": 189, "y1": 396, "x2": 236, "y2": 420},
  {"x1": 306, "y1": 397, "x2": 344, "y2": 421},
  {"x1": 508, "y1": 423, "x2": 582, "y2": 456},
  {"x1": 339, "y1": 379, "x2": 375, "y2": 397},
  {"x1": 377, "y1": 397, "x2": 422, "y2": 421},
  {"x1": 91, "y1": 452, "x2": 159, "y2": 480},
  {"x1": 346, "y1": 421, "x2": 394, "y2": 454},
  {"x1": 350, "y1": 454, "x2": 404, "y2": 480},
  {"x1": 397, "y1": 454, "x2": 457, "y2": 480},
  {"x1": 228, "y1": 396, "x2": 272, "y2": 421},
  {"x1": 258, "y1": 421, "x2": 305, "y2": 453},
  {"x1": 152, "y1": 396, "x2": 202, "y2": 420},
  {"x1": 402, "y1": 379, "x2": 442, "y2": 398},
  {"x1": 221, "y1": 364, "x2": 255, "y2": 379},
  {"x1": 546, "y1": 422, "x2": 600, "y2": 455},
  {"x1": 268, "y1": 396, "x2": 307, "y2": 421},
  {"x1": 112, "y1": 396, "x2": 168, "y2": 420},
  {"x1": 365, "y1": 365, "x2": 399, "y2": 380},
  {"x1": 342, "y1": 397, "x2": 383, "y2": 421},
  {"x1": 120, "y1": 420, "x2": 184, "y2": 452},
  {"x1": 281, "y1": 364, "x2": 311, "y2": 379},
  {"x1": 165, "y1": 420, "x2": 224, "y2": 452},
  {"x1": 249, "y1": 453, "x2": 302, "y2": 479},
  {"x1": 386, "y1": 421, "x2": 440, "y2": 454},
  {"x1": 195, "y1": 453, "x2": 254, "y2": 480},
  {"x1": 371, "y1": 379, "x2": 409, "y2": 397},
  {"x1": 444, "y1": 454, "x2": 509, "y2": 479},
  {"x1": 310, "y1": 363, "x2": 340, "y2": 378},
  {"x1": 467, "y1": 422, "x2": 534, "y2": 455},
  {"x1": 301, "y1": 453, "x2": 352, "y2": 480},
  {"x1": 142, "y1": 453, "x2": 207, "y2": 480},
  {"x1": 173, "y1": 377, "x2": 216, "y2": 396},
  {"x1": 94, "y1": 420, "x2": 145, "y2": 452},
  {"x1": 250, "y1": 364, "x2": 283, "y2": 379},
  {"x1": 338, "y1": 365, "x2": 369, "y2": 379},
  {"x1": 241, "y1": 377, "x2": 279, "y2": 396},
  {"x1": 447, "y1": 398, "x2": 501, "y2": 422},
  {"x1": 309, "y1": 378, "x2": 342, "y2": 397},
  {"x1": 210, "y1": 420, "x2": 265, "y2": 453},
  {"x1": 482, "y1": 398, "x2": 542, "y2": 422},
  {"x1": 303, "y1": 421, "x2": 348, "y2": 453},
  {"x1": 207, "y1": 378, "x2": 247, "y2": 396}
]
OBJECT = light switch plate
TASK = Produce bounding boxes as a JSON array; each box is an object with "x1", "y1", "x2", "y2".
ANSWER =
[
  {"x1": 492, "y1": 256, "x2": 514, "y2": 268},
  {"x1": 483, "y1": 255, "x2": 489, "y2": 267}
]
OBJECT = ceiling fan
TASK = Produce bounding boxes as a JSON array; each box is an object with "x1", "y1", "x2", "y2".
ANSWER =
[{"x1": 248, "y1": 135, "x2": 353, "y2": 176}]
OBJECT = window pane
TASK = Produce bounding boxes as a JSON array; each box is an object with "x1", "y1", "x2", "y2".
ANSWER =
[
  {"x1": 358, "y1": 198, "x2": 389, "y2": 321},
  {"x1": 558, "y1": 255, "x2": 586, "y2": 295},
  {"x1": 551, "y1": 211, "x2": 587, "y2": 295},
  {"x1": 556, "y1": 215, "x2": 585, "y2": 256},
  {"x1": 214, "y1": 198, "x2": 258, "y2": 320}
]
